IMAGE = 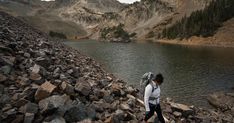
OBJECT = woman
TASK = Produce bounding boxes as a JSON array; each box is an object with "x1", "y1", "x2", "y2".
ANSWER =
[{"x1": 144, "y1": 73, "x2": 165, "y2": 123}]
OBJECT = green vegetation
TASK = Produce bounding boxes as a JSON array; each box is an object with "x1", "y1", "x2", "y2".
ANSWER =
[
  {"x1": 161, "y1": 0, "x2": 234, "y2": 39},
  {"x1": 101, "y1": 24, "x2": 135, "y2": 40},
  {"x1": 49, "y1": 31, "x2": 67, "y2": 39}
]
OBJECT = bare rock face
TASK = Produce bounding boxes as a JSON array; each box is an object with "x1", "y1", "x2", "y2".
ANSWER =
[{"x1": 35, "y1": 81, "x2": 56, "y2": 101}]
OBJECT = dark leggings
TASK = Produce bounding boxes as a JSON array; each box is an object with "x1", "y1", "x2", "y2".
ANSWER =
[{"x1": 144, "y1": 103, "x2": 165, "y2": 123}]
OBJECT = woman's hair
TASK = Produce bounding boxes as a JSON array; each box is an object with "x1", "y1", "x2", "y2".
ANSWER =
[{"x1": 153, "y1": 73, "x2": 164, "y2": 84}]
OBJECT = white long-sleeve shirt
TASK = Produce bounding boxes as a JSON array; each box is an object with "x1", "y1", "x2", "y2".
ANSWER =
[{"x1": 144, "y1": 81, "x2": 160, "y2": 111}]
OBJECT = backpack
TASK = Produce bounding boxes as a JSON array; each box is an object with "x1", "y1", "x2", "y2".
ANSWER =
[{"x1": 140, "y1": 72, "x2": 155, "y2": 93}]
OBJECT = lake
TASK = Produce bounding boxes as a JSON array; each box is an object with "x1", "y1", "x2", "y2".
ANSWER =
[{"x1": 64, "y1": 40, "x2": 234, "y2": 108}]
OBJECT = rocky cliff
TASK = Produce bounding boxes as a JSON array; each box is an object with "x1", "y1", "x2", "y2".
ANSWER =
[{"x1": 57, "y1": 0, "x2": 213, "y2": 41}]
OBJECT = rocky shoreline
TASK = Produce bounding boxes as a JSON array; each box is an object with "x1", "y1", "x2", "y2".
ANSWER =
[
  {"x1": 0, "y1": 11, "x2": 234, "y2": 123},
  {"x1": 156, "y1": 38, "x2": 234, "y2": 48}
]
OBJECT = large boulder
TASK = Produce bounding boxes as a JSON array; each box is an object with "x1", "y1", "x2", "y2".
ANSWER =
[
  {"x1": 64, "y1": 104, "x2": 96, "y2": 123},
  {"x1": 170, "y1": 102, "x2": 194, "y2": 118},
  {"x1": 19, "y1": 102, "x2": 38, "y2": 114},
  {"x1": 43, "y1": 116, "x2": 66, "y2": 123},
  {"x1": 35, "y1": 81, "x2": 56, "y2": 101},
  {"x1": 75, "y1": 79, "x2": 91, "y2": 96},
  {"x1": 24, "y1": 113, "x2": 34, "y2": 123},
  {"x1": 38, "y1": 95, "x2": 70, "y2": 115},
  {"x1": 60, "y1": 82, "x2": 75, "y2": 95},
  {"x1": 207, "y1": 92, "x2": 234, "y2": 111}
]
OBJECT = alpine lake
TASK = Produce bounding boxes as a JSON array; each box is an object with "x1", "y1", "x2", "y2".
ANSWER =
[{"x1": 64, "y1": 40, "x2": 234, "y2": 108}]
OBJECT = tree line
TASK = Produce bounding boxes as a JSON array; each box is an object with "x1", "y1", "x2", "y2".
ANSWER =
[{"x1": 161, "y1": 0, "x2": 234, "y2": 39}]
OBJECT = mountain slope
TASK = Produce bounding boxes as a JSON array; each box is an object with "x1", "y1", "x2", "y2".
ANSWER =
[
  {"x1": 1, "y1": 0, "x2": 233, "y2": 46},
  {"x1": 157, "y1": 0, "x2": 234, "y2": 47}
]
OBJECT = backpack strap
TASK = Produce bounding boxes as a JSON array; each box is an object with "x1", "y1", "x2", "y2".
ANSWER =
[
  {"x1": 149, "y1": 82, "x2": 158, "y2": 93},
  {"x1": 149, "y1": 82, "x2": 159, "y2": 101}
]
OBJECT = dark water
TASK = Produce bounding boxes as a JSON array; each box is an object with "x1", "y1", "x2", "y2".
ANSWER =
[{"x1": 64, "y1": 40, "x2": 234, "y2": 108}]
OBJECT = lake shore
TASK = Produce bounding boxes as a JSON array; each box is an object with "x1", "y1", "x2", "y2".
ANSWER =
[{"x1": 156, "y1": 37, "x2": 234, "y2": 48}]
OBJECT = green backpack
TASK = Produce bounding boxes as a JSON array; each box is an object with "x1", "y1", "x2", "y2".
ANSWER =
[{"x1": 140, "y1": 72, "x2": 155, "y2": 93}]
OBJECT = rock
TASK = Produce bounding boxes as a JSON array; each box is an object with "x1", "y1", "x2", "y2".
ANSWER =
[
  {"x1": 231, "y1": 107, "x2": 234, "y2": 116},
  {"x1": 66, "y1": 69, "x2": 73, "y2": 75},
  {"x1": 0, "y1": 94, "x2": 10, "y2": 107},
  {"x1": 30, "y1": 64, "x2": 40, "y2": 74},
  {"x1": 164, "y1": 104, "x2": 173, "y2": 113},
  {"x1": 125, "y1": 86, "x2": 135, "y2": 95},
  {"x1": 207, "y1": 92, "x2": 232, "y2": 111},
  {"x1": 71, "y1": 67, "x2": 80, "y2": 78},
  {"x1": 20, "y1": 102, "x2": 38, "y2": 114},
  {"x1": 53, "y1": 68, "x2": 60, "y2": 74},
  {"x1": 64, "y1": 104, "x2": 96, "y2": 123},
  {"x1": 111, "y1": 83, "x2": 123, "y2": 97},
  {"x1": 222, "y1": 114, "x2": 233, "y2": 123},
  {"x1": 30, "y1": 72, "x2": 42, "y2": 81},
  {"x1": 4, "y1": 108, "x2": 17, "y2": 116},
  {"x1": 24, "y1": 113, "x2": 34, "y2": 123},
  {"x1": 93, "y1": 89, "x2": 105, "y2": 99},
  {"x1": 43, "y1": 116, "x2": 66, "y2": 123},
  {"x1": 77, "y1": 119, "x2": 92, "y2": 123},
  {"x1": 60, "y1": 82, "x2": 75, "y2": 95},
  {"x1": 36, "y1": 57, "x2": 51, "y2": 68},
  {"x1": 11, "y1": 114, "x2": 24, "y2": 123},
  {"x1": 103, "y1": 92, "x2": 114, "y2": 103},
  {"x1": 0, "y1": 56, "x2": 15, "y2": 66},
  {"x1": 111, "y1": 109, "x2": 134, "y2": 123},
  {"x1": 0, "y1": 84, "x2": 4, "y2": 94},
  {"x1": 201, "y1": 117, "x2": 211, "y2": 123},
  {"x1": 0, "y1": 65, "x2": 12, "y2": 74},
  {"x1": 120, "y1": 103, "x2": 133, "y2": 112},
  {"x1": 127, "y1": 98, "x2": 136, "y2": 108},
  {"x1": 75, "y1": 79, "x2": 91, "y2": 96},
  {"x1": 38, "y1": 95, "x2": 70, "y2": 115},
  {"x1": 59, "y1": 74, "x2": 66, "y2": 80},
  {"x1": 35, "y1": 81, "x2": 56, "y2": 101},
  {"x1": 0, "y1": 45, "x2": 13, "y2": 54},
  {"x1": 24, "y1": 53, "x2": 30, "y2": 58},
  {"x1": 226, "y1": 92, "x2": 234, "y2": 97},
  {"x1": 173, "y1": 111, "x2": 182, "y2": 117},
  {"x1": 99, "y1": 79, "x2": 109, "y2": 88},
  {"x1": 16, "y1": 76, "x2": 30, "y2": 86},
  {"x1": 90, "y1": 100, "x2": 105, "y2": 113},
  {"x1": 107, "y1": 76, "x2": 113, "y2": 82},
  {"x1": 170, "y1": 102, "x2": 194, "y2": 117},
  {"x1": 0, "y1": 73, "x2": 7, "y2": 82},
  {"x1": 13, "y1": 98, "x2": 29, "y2": 107}
]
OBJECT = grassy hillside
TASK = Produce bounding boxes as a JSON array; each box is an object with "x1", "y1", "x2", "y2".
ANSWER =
[{"x1": 21, "y1": 15, "x2": 87, "y2": 39}]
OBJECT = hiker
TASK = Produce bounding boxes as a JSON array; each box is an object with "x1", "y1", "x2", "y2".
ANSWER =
[{"x1": 144, "y1": 73, "x2": 165, "y2": 123}]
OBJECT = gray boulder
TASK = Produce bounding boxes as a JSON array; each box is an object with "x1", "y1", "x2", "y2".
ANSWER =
[{"x1": 64, "y1": 104, "x2": 96, "y2": 123}]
